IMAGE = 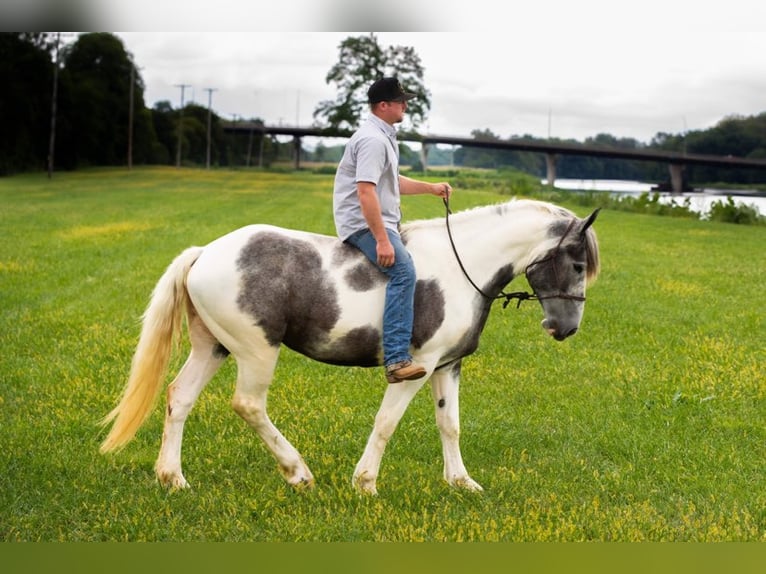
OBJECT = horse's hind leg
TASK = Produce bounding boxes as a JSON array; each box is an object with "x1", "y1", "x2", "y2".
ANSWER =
[
  {"x1": 155, "y1": 312, "x2": 227, "y2": 489},
  {"x1": 430, "y1": 360, "x2": 483, "y2": 491},
  {"x1": 232, "y1": 350, "x2": 315, "y2": 488}
]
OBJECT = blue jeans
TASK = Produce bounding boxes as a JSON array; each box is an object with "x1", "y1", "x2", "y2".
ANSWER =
[{"x1": 345, "y1": 228, "x2": 416, "y2": 367}]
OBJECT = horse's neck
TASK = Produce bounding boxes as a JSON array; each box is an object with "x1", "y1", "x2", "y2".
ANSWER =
[{"x1": 443, "y1": 204, "x2": 552, "y2": 286}]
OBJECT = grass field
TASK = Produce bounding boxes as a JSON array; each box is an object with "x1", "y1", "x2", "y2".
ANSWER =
[{"x1": 1, "y1": 166, "x2": 764, "y2": 541}]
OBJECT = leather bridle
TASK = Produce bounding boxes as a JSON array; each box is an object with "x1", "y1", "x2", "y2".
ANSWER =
[{"x1": 443, "y1": 198, "x2": 586, "y2": 309}]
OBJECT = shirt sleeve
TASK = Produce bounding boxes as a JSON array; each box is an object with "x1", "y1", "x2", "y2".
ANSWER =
[{"x1": 353, "y1": 136, "x2": 389, "y2": 185}]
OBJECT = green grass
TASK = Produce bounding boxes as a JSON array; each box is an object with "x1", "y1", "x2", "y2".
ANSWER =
[{"x1": 1, "y1": 167, "x2": 764, "y2": 541}]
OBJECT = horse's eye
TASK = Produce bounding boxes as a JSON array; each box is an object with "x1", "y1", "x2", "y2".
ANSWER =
[{"x1": 573, "y1": 263, "x2": 585, "y2": 274}]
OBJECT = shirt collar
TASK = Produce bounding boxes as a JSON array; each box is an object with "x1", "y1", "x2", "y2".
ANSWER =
[{"x1": 368, "y1": 114, "x2": 398, "y2": 140}]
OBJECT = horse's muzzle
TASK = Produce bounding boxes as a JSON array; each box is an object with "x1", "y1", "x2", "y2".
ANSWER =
[{"x1": 541, "y1": 319, "x2": 578, "y2": 341}]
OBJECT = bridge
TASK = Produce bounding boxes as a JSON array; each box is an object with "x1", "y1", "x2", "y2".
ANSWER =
[{"x1": 222, "y1": 122, "x2": 766, "y2": 193}]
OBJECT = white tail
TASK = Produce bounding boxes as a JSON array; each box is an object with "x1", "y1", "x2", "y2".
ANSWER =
[{"x1": 100, "y1": 246, "x2": 203, "y2": 453}]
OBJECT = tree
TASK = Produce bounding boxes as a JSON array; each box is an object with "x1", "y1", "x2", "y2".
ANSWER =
[
  {"x1": 0, "y1": 33, "x2": 54, "y2": 174},
  {"x1": 56, "y1": 33, "x2": 153, "y2": 169},
  {"x1": 313, "y1": 33, "x2": 431, "y2": 132}
]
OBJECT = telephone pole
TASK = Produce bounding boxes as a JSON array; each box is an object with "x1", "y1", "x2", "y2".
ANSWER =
[
  {"x1": 174, "y1": 84, "x2": 191, "y2": 167},
  {"x1": 47, "y1": 32, "x2": 61, "y2": 179},
  {"x1": 204, "y1": 87, "x2": 217, "y2": 169},
  {"x1": 128, "y1": 65, "x2": 138, "y2": 170}
]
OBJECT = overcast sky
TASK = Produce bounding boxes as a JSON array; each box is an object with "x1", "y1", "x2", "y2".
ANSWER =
[{"x1": 101, "y1": 4, "x2": 766, "y2": 143}]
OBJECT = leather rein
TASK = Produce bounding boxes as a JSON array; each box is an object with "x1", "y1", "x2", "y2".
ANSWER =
[{"x1": 442, "y1": 198, "x2": 586, "y2": 309}]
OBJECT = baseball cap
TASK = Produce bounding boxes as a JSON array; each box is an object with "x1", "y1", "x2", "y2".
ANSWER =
[{"x1": 367, "y1": 77, "x2": 417, "y2": 103}]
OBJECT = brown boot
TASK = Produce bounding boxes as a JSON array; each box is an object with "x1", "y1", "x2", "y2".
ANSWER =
[{"x1": 385, "y1": 359, "x2": 427, "y2": 384}]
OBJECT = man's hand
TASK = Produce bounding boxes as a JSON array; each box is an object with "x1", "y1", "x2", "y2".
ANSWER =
[
  {"x1": 376, "y1": 237, "x2": 395, "y2": 267},
  {"x1": 432, "y1": 182, "x2": 452, "y2": 199}
]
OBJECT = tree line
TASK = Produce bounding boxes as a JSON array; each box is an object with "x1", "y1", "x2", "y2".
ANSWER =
[{"x1": 2, "y1": 32, "x2": 765, "y2": 185}]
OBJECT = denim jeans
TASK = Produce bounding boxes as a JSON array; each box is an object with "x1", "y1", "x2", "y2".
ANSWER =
[{"x1": 345, "y1": 227, "x2": 416, "y2": 367}]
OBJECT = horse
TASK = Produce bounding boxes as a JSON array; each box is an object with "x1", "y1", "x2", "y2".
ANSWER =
[{"x1": 100, "y1": 198, "x2": 600, "y2": 495}]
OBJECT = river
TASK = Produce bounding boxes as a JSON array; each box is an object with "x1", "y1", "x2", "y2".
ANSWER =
[{"x1": 544, "y1": 179, "x2": 766, "y2": 218}]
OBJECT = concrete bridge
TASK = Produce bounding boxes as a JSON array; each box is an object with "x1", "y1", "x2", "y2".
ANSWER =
[{"x1": 221, "y1": 123, "x2": 766, "y2": 193}]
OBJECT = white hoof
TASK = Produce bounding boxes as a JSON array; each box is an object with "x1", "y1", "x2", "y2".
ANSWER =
[
  {"x1": 449, "y1": 475, "x2": 484, "y2": 492},
  {"x1": 352, "y1": 472, "x2": 378, "y2": 496},
  {"x1": 280, "y1": 462, "x2": 315, "y2": 489},
  {"x1": 156, "y1": 469, "x2": 190, "y2": 490}
]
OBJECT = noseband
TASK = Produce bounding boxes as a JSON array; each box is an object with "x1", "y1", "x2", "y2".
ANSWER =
[{"x1": 443, "y1": 198, "x2": 586, "y2": 309}]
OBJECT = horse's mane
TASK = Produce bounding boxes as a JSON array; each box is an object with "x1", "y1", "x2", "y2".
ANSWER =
[
  {"x1": 583, "y1": 220, "x2": 600, "y2": 283},
  {"x1": 402, "y1": 197, "x2": 600, "y2": 282},
  {"x1": 402, "y1": 198, "x2": 570, "y2": 231}
]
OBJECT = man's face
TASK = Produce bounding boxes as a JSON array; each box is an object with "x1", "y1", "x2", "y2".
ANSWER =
[{"x1": 382, "y1": 100, "x2": 407, "y2": 124}]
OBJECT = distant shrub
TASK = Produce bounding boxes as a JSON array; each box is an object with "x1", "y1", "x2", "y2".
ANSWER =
[
  {"x1": 611, "y1": 192, "x2": 698, "y2": 219},
  {"x1": 707, "y1": 196, "x2": 765, "y2": 225}
]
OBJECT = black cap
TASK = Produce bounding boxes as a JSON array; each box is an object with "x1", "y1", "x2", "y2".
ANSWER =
[{"x1": 367, "y1": 77, "x2": 417, "y2": 103}]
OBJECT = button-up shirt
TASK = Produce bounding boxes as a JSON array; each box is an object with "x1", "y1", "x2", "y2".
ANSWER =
[{"x1": 333, "y1": 114, "x2": 401, "y2": 241}]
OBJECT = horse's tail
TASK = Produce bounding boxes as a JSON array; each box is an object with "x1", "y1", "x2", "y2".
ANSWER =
[{"x1": 99, "y1": 246, "x2": 203, "y2": 453}]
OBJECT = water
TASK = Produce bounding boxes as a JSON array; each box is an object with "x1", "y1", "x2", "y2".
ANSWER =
[{"x1": 542, "y1": 179, "x2": 766, "y2": 218}]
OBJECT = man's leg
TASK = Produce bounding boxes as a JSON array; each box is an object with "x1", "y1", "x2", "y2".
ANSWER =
[{"x1": 345, "y1": 228, "x2": 425, "y2": 382}]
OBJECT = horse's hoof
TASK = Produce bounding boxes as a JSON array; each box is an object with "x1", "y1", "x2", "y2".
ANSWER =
[
  {"x1": 279, "y1": 461, "x2": 315, "y2": 489},
  {"x1": 157, "y1": 470, "x2": 190, "y2": 490},
  {"x1": 449, "y1": 476, "x2": 484, "y2": 492},
  {"x1": 352, "y1": 473, "x2": 378, "y2": 496},
  {"x1": 289, "y1": 476, "x2": 316, "y2": 490}
]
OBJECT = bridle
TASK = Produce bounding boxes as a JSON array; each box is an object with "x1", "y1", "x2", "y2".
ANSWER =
[{"x1": 443, "y1": 198, "x2": 586, "y2": 309}]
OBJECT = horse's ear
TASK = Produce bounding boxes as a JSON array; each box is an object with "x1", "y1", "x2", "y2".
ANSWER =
[{"x1": 580, "y1": 208, "x2": 600, "y2": 237}]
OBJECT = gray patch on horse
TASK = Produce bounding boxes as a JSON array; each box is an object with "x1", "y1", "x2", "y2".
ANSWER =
[
  {"x1": 236, "y1": 232, "x2": 340, "y2": 349},
  {"x1": 345, "y1": 262, "x2": 386, "y2": 292},
  {"x1": 213, "y1": 343, "x2": 230, "y2": 358},
  {"x1": 411, "y1": 279, "x2": 446, "y2": 349},
  {"x1": 444, "y1": 264, "x2": 515, "y2": 360},
  {"x1": 526, "y1": 251, "x2": 563, "y2": 294},
  {"x1": 322, "y1": 326, "x2": 381, "y2": 367},
  {"x1": 331, "y1": 242, "x2": 361, "y2": 266},
  {"x1": 331, "y1": 242, "x2": 386, "y2": 292},
  {"x1": 435, "y1": 359, "x2": 462, "y2": 376},
  {"x1": 485, "y1": 263, "x2": 515, "y2": 297},
  {"x1": 444, "y1": 303, "x2": 488, "y2": 360},
  {"x1": 548, "y1": 218, "x2": 572, "y2": 238},
  {"x1": 435, "y1": 361, "x2": 462, "y2": 408}
]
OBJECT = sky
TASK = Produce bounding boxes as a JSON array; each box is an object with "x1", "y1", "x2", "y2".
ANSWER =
[{"x1": 7, "y1": 1, "x2": 765, "y2": 144}]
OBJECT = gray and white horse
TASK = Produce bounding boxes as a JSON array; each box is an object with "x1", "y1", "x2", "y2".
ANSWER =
[{"x1": 100, "y1": 198, "x2": 600, "y2": 494}]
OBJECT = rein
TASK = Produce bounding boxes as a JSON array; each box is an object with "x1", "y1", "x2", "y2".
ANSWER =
[{"x1": 442, "y1": 198, "x2": 586, "y2": 309}]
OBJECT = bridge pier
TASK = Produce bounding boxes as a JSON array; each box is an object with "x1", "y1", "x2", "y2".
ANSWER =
[
  {"x1": 668, "y1": 163, "x2": 685, "y2": 194},
  {"x1": 421, "y1": 142, "x2": 429, "y2": 172},
  {"x1": 545, "y1": 153, "x2": 557, "y2": 187},
  {"x1": 293, "y1": 136, "x2": 302, "y2": 169}
]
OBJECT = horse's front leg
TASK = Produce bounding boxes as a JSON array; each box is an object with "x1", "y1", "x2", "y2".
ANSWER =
[
  {"x1": 430, "y1": 361, "x2": 483, "y2": 492},
  {"x1": 353, "y1": 377, "x2": 428, "y2": 495}
]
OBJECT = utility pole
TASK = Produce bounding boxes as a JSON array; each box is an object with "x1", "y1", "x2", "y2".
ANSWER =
[
  {"x1": 204, "y1": 88, "x2": 217, "y2": 169},
  {"x1": 128, "y1": 65, "x2": 135, "y2": 170},
  {"x1": 47, "y1": 32, "x2": 61, "y2": 179},
  {"x1": 174, "y1": 84, "x2": 190, "y2": 168}
]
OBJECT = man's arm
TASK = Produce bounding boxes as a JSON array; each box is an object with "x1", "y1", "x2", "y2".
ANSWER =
[
  {"x1": 399, "y1": 174, "x2": 452, "y2": 199},
  {"x1": 357, "y1": 181, "x2": 395, "y2": 267}
]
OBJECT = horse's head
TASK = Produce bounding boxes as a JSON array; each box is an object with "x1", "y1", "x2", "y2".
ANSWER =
[{"x1": 525, "y1": 209, "x2": 600, "y2": 341}]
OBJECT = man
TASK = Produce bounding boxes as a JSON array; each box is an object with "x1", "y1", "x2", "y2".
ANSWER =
[{"x1": 333, "y1": 77, "x2": 452, "y2": 383}]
